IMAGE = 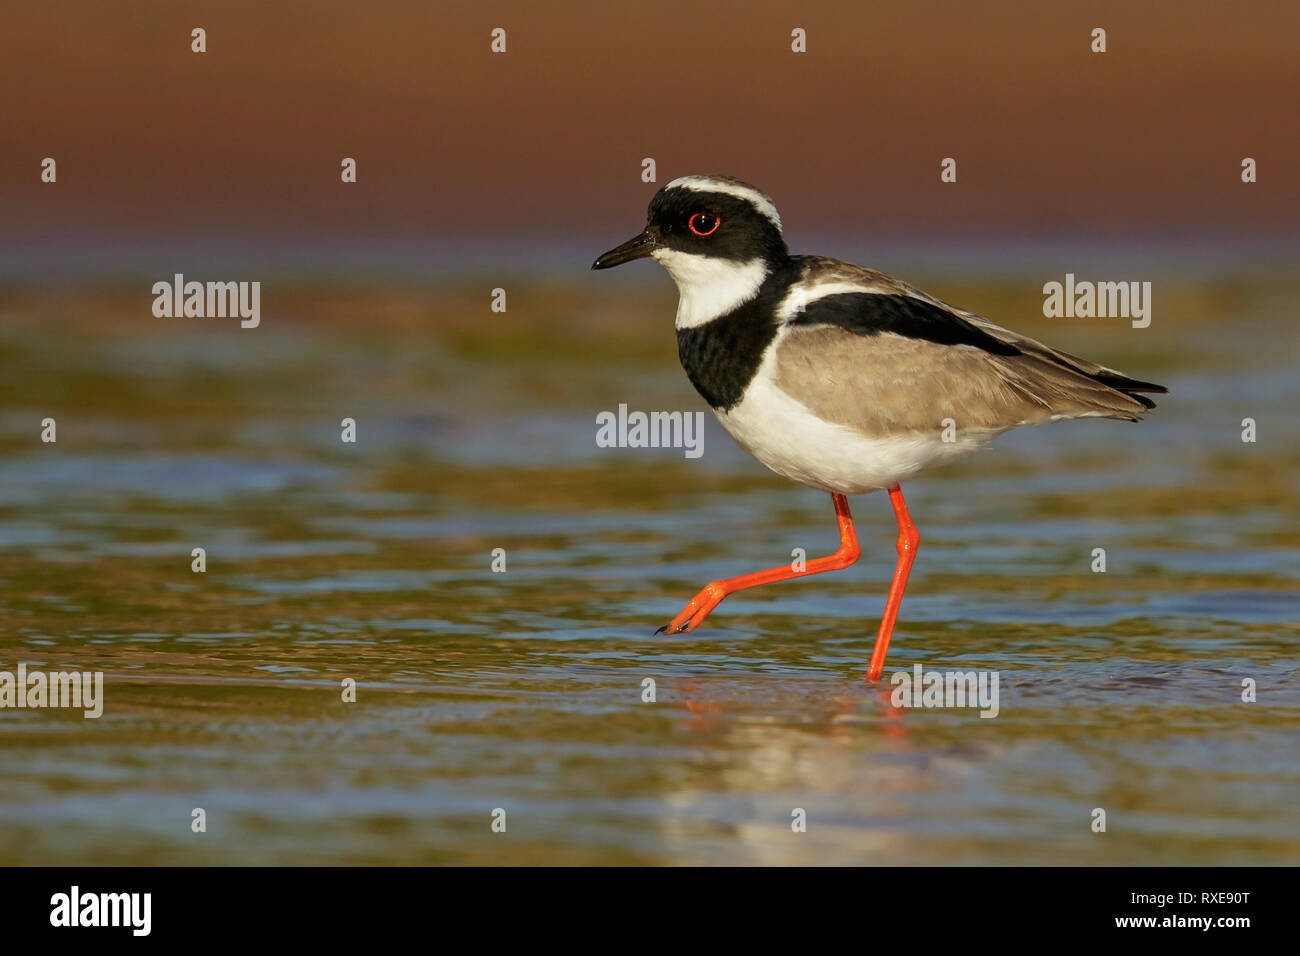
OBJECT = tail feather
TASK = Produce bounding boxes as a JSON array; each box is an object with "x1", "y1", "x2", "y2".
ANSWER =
[
  {"x1": 958, "y1": 311, "x2": 1167, "y2": 419},
  {"x1": 1088, "y1": 372, "x2": 1167, "y2": 410},
  {"x1": 996, "y1": 352, "x2": 1165, "y2": 423}
]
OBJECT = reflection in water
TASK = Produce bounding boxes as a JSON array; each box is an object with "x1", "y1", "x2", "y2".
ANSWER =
[{"x1": 0, "y1": 278, "x2": 1297, "y2": 864}]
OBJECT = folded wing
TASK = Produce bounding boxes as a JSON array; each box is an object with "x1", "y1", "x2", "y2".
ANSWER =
[{"x1": 776, "y1": 257, "x2": 1166, "y2": 437}]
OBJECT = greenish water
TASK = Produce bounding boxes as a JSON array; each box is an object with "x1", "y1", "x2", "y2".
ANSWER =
[{"x1": 0, "y1": 277, "x2": 1296, "y2": 865}]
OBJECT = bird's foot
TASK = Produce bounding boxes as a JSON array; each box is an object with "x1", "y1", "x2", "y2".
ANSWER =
[{"x1": 655, "y1": 581, "x2": 727, "y2": 635}]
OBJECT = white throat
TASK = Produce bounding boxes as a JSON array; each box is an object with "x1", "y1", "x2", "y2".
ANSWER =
[{"x1": 652, "y1": 250, "x2": 768, "y2": 329}]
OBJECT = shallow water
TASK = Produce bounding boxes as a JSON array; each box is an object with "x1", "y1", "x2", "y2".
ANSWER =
[{"x1": 0, "y1": 276, "x2": 1297, "y2": 864}]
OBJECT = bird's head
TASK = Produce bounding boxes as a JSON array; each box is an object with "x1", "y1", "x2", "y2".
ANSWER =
[{"x1": 592, "y1": 175, "x2": 789, "y2": 327}]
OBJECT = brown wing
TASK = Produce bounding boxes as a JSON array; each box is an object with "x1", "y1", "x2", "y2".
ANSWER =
[
  {"x1": 780, "y1": 258, "x2": 1166, "y2": 435},
  {"x1": 772, "y1": 322, "x2": 1158, "y2": 440}
]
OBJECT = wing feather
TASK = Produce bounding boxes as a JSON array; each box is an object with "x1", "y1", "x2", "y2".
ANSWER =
[{"x1": 775, "y1": 258, "x2": 1166, "y2": 436}]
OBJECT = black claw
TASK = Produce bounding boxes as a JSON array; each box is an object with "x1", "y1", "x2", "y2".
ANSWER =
[{"x1": 653, "y1": 625, "x2": 667, "y2": 635}]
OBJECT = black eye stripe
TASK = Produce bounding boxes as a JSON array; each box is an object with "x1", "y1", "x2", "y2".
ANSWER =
[{"x1": 646, "y1": 187, "x2": 789, "y2": 263}]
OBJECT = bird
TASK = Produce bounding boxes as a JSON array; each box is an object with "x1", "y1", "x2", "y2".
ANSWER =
[{"x1": 592, "y1": 174, "x2": 1166, "y2": 681}]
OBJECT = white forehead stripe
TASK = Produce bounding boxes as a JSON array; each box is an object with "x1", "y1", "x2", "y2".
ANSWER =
[{"x1": 664, "y1": 176, "x2": 783, "y2": 232}]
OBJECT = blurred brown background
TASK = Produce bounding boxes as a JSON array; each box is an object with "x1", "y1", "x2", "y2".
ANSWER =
[{"x1": 1, "y1": 0, "x2": 1296, "y2": 271}]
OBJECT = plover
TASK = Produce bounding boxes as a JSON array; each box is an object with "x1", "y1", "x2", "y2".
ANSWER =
[{"x1": 592, "y1": 174, "x2": 1166, "y2": 681}]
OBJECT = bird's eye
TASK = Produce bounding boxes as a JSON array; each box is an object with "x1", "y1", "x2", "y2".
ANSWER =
[{"x1": 688, "y1": 213, "x2": 721, "y2": 236}]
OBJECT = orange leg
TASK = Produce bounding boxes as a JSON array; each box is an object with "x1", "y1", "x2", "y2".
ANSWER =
[
  {"x1": 657, "y1": 493, "x2": 860, "y2": 635},
  {"x1": 866, "y1": 485, "x2": 920, "y2": 682}
]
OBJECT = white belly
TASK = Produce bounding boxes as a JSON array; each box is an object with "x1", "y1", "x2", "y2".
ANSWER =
[{"x1": 715, "y1": 371, "x2": 987, "y2": 495}]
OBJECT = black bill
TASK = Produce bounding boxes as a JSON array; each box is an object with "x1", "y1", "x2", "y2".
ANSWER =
[{"x1": 591, "y1": 229, "x2": 658, "y2": 269}]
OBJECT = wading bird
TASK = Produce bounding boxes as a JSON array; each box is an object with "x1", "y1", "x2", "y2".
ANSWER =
[{"x1": 593, "y1": 175, "x2": 1165, "y2": 680}]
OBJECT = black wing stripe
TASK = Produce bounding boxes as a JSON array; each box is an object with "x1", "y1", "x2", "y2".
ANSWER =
[{"x1": 788, "y1": 292, "x2": 1023, "y2": 356}]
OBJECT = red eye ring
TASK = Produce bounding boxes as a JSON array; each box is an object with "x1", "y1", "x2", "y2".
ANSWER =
[{"x1": 688, "y1": 213, "x2": 721, "y2": 236}]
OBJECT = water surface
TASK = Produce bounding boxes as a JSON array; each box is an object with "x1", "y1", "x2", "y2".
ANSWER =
[{"x1": 0, "y1": 277, "x2": 1296, "y2": 864}]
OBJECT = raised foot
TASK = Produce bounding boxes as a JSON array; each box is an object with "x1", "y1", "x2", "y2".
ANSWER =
[{"x1": 655, "y1": 581, "x2": 728, "y2": 635}]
